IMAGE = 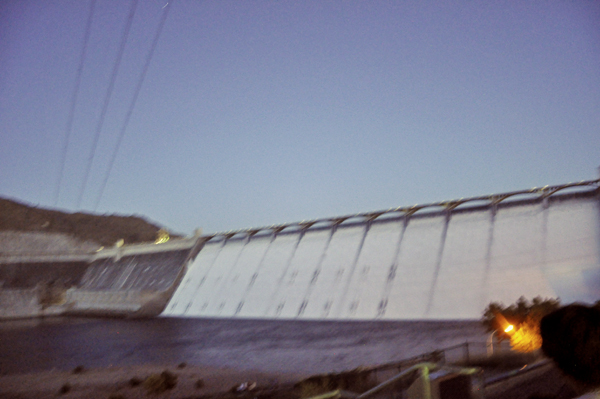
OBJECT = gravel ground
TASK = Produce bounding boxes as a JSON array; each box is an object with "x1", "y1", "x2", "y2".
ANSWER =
[{"x1": 0, "y1": 363, "x2": 301, "y2": 399}]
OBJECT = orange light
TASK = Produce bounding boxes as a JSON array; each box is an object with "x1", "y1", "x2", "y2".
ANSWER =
[{"x1": 495, "y1": 314, "x2": 514, "y2": 332}]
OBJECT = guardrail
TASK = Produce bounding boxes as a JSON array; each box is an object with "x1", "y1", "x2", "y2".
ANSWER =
[
  {"x1": 198, "y1": 178, "x2": 600, "y2": 240},
  {"x1": 357, "y1": 340, "x2": 512, "y2": 382},
  {"x1": 306, "y1": 362, "x2": 484, "y2": 399},
  {"x1": 303, "y1": 340, "x2": 547, "y2": 399}
]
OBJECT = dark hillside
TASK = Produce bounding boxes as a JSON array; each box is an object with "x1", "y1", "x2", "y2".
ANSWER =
[{"x1": 0, "y1": 197, "x2": 180, "y2": 246}]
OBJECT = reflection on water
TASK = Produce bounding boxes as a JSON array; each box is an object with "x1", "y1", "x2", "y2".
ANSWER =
[{"x1": 0, "y1": 317, "x2": 486, "y2": 376}]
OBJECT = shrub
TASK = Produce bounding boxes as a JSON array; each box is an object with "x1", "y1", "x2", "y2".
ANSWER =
[
  {"x1": 143, "y1": 370, "x2": 178, "y2": 394},
  {"x1": 510, "y1": 315, "x2": 543, "y2": 353},
  {"x1": 482, "y1": 296, "x2": 560, "y2": 352},
  {"x1": 72, "y1": 365, "x2": 85, "y2": 374},
  {"x1": 128, "y1": 376, "x2": 143, "y2": 387},
  {"x1": 59, "y1": 383, "x2": 72, "y2": 394},
  {"x1": 294, "y1": 368, "x2": 376, "y2": 398}
]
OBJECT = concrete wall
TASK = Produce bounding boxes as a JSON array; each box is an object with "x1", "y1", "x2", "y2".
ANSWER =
[
  {"x1": 164, "y1": 190, "x2": 600, "y2": 320},
  {"x1": 65, "y1": 290, "x2": 144, "y2": 313},
  {"x1": 0, "y1": 289, "x2": 39, "y2": 318}
]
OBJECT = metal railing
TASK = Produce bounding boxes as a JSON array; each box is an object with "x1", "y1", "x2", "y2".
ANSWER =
[
  {"x1": 305, "y1": 362, "x2": 484, "y2": 399},
  {"x1": 199, "y1": 178, "x2": 600, "y2": 240},
  {"x1": 300, "y1": 340, "x2": 521, "y2": 399},
  {"x1": 356, "y1": 340, "x2": 511, "y2": 381}
]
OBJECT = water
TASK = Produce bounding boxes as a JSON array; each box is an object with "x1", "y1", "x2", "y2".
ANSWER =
[{"x1": 0, "y1": 317, "x2": 487, "y2": 376}]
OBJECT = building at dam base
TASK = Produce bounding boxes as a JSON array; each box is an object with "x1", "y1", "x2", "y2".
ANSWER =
[
  {"x1": 0, "y1": 239, "x2": 198, "y2": 319},
  {"x1": 164, "y1": 183, "x2": 600, "y2": 320},
  {"x1": 1, "y1": 179, "x2": 599, "y2": 320}
]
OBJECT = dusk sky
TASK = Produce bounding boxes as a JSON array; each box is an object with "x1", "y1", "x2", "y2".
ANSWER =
[{"x1": 1, "y1": 1, "x2": 599, "y2": 236}]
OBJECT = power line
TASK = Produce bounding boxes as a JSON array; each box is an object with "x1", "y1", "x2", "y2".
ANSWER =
[
  {"x1": 93, "y1": 1, "x2": 174, "y2": 211},
  {"x1": 53, "y1": 0, "x2": 96, "y2": 207},
  {"x1": 76, "y1": 0, "x2": 139, "y2": 209}
]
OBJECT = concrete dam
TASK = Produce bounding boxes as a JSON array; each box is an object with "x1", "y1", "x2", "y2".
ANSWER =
[
  {"x1": 165, "y1": 181, "x2": 600, "y2": 320},
  {"x1": 1, "y1": 179, "x2": 599, "y2": 320}
]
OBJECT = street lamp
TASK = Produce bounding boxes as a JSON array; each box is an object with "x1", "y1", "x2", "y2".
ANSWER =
[
  {"x1": 487, "y1": 324, "x2": 514, "y2": 356},
  {"x1": 487, "y1": 331, "x2": 497, "y2": 356}
]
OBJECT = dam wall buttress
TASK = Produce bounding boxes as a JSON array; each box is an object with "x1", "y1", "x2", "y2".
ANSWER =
[{"x1": 164, "y1": 188, "x2": 600, "y2": 320}]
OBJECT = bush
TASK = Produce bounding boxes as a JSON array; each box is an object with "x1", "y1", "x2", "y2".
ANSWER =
[
  {"x1": 72, "y1": 365, "x2": 85, "y2": 374},
  {"x1": 128, "y1": 376, "x2": 143, "y2": 387},
  {"x1": 143, "y1": 370, "x2": 178, "y2": 394},
  {"x1": 58, "y1": 383, "x2": 72, "y2": 394},
  {"x1": 294, "y1": 368, "x2": 377, "y2": 398},
  {"x1": 482, "y1": 296, "x2": 560, "y2": 351}
]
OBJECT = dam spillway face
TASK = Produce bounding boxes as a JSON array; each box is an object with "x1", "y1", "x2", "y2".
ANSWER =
[{"x1": 164, "y1": 189, "x2": 600, "y2": 320}]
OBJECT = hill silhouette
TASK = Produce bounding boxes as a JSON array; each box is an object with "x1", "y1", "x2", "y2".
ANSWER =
[{"x1": 0, "y1": 197, "x2": 179, "y2": 247}]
